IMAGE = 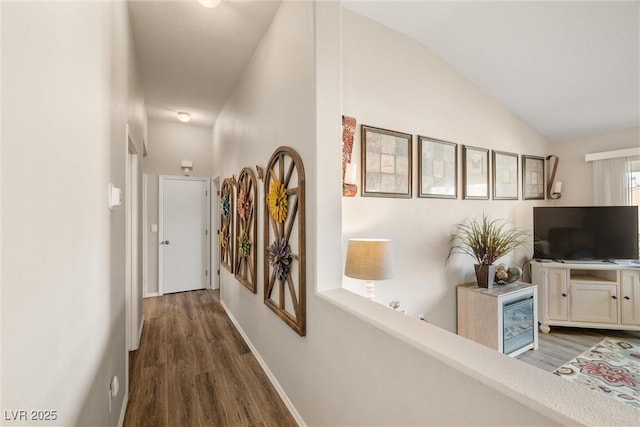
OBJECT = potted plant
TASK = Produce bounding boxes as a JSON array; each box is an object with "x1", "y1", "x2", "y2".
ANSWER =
[{"x1": 447, "y1": 215, "x2": 528, "y2": 288}]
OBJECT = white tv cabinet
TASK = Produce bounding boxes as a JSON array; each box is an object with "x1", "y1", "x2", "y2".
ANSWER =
[{"x1": 531, "y1": 261, "x2": 640, "y2": 333}]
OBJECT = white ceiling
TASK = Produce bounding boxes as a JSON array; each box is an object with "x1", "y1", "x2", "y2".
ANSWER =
[
  {"x1": 128, "y1": 0, "x2": 281, "y2": 128},
  {"x1": 129, "y1": 1, "x2": 639, "y2": 142},
  {"x1": 345, "y1": 1, "x2": 640, "y2": 142}
]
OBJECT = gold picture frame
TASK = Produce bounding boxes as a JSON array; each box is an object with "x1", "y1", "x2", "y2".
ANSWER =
[
  {"x1": 462, "y1": 145, "x2": 489, "y2": 200},
  {"x1": 492, "y1": 150, "x2": 519, "y2": 200},
  {"x1": 361, "y1": 125, "x2": 412, "y2": 198},
  {"x1": 418, "y1": 136, "x2": 458, "y2": 199},
  {"x1": 523, "y1": 155, "x2": 545, "y2": 200}
]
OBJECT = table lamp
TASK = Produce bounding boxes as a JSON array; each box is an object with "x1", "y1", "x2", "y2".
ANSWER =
[{"x1": 344, "y1": 239, "x2": 394, "y2": 300}]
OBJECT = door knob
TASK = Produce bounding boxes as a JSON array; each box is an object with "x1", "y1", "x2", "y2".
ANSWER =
[
  {"x1": 624, "y1": 296, "x2": 630, "y2": 300},
  {"x1": 611, "y1": 295, "x2": 617, "y2": 300},
  {"x1": 161, "y1": 240, "x2": 170, "y2": 245}
]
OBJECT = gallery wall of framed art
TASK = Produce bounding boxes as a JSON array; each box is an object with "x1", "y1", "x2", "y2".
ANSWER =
[{"x1": 350, "y1": 120, "x2": 548, "y2": 202}]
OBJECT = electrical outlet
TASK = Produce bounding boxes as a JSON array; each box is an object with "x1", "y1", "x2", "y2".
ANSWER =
[
  {"x1": 108, "y1": 375, "x2": 119, "y2": 413},
  {"x1": 110, "y1": 376, "x2": 119, "y2": 398}
]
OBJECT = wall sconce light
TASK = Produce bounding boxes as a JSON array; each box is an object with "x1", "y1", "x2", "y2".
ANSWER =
[
  {"x1": 344, "y1": 238, "x2": 394, "y2": 300},
  {"x1": 181, "y1": 160, "x2": 193, "y2": 176},
  {"x1": 342, "y1": 116, "x2": 357, "y2": 197},
  {"x1": 343, "y1": 163, "x2": 358, "y2": 197},
  {"x1": 177, "y1": 112, "x2": 191, "y2": 123},
  {"x1": 546, "y1": 155, "x2": 562, "y2": 199}
]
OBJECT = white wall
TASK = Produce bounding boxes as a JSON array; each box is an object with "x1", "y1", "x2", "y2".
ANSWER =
[
  {"x1": 211, "y1": 2, "x2": 592, "y2": 426},
  {"x1": 341, "y1": 10, "x2": 551, "y2": 331},
  {"x1": 0, "y1": 0, "x2": 4, "y2": 415},
  {"x1": 1, "y1": 2, "x2": 146, "y2": 425},
  {"x1": 143, "y1": 119, "x2": 213, "y2": 295},
  {"x1": 551, "y1": 126, "x2": 640, "y2": 206}
]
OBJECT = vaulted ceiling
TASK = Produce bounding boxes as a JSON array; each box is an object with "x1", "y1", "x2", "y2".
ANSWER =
[
  {"x1": 344, "y1": 1, "x2": 639, "y2": 142},
  {"x1": 129, "y1": 1, "x2": 639, "y2": 142}
]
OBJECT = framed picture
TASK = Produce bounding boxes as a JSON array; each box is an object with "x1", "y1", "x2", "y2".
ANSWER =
[
  {"x1": 492, "y1": 151, "x2": 518, "y2": 200},
  {"x1": 361, "y1": 125, "x2": 412, "y2": 198},
  {"x1": 462, "y1": 145, "x2": 489, "y2": 200},
  {"x1": 418, "y1": 136, "x2": 457, "y2": 198},
  {"x1": 522, "y1": 155, "x2": 545, "y2": 200}
]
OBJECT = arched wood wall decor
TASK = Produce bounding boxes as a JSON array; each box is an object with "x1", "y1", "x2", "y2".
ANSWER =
[
  {"x1": 234, "y1": 167, "x2": 258, "y2": 293},
  {"x1": 220, "y1": 177, "x2": 234, "y2": 271},
  {"x1": 263, "y1": 146, "x2": 306, "y2": 336}
]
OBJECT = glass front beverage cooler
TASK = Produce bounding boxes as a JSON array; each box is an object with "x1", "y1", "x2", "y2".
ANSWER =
[{"x1": 503, "y1": 295, "x2": 535, "y2": 355}]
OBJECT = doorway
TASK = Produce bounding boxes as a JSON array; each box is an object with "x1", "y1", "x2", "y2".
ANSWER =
[
  {"x1": 159, "y1": 176, "x2": 210, "y2": 295},
  {"x1": 211, "y1": 176, "x2": 220, "y2": 290}
]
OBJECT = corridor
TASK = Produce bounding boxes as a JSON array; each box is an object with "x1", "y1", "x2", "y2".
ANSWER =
[{"x1": 124, "y1": 290, "x2": 297, "y2": 427}]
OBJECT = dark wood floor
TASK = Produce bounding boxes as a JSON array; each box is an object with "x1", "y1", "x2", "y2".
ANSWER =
[
  {"x1": 123, "y1": 289, "x2": 297, "y2": 427},
  {"x1": 517, "y1": 326, "x2": 640, "y2": 371}
]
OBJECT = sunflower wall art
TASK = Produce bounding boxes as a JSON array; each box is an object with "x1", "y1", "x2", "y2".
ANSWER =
[
  {"x1": 220, "y1": 177, "x2": 234, "y2": 271},
  {"x1": 234, "y1": 167, "x2": 258, "y2": 293},
  {"x1": 263, "y1": 146, "x2": 306, "y2": 336}
]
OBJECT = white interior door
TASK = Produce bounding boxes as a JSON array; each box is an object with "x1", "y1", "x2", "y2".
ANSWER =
[
  {"x1": 211, "y1": 177, "x2": 220, "y2": 290},
  {"x1": 159, "y1": 176, "x2": 210, "y2": 294}
]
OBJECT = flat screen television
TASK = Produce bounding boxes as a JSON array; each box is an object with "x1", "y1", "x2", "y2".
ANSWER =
[{"x1": 533, "y1": 206, "x2": 639, "y2": 261}]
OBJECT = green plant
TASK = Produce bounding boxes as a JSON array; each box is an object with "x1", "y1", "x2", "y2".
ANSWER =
[{"x1": 447, "y1": 214, "x2": 528, "y2": 265}]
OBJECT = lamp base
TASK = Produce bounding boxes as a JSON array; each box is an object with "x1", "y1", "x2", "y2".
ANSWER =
[{"x1": 365, "y1": 281, "x2": 376, "y2": 301}]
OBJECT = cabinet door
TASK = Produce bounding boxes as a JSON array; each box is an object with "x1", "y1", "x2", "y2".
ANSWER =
[
  {"x1": 621, "y1": 271, "x2": 640, "y2": 326},
  {"x1": 545, "y1": 269, "x2": 568, "y2": 321},
  {"x1": 570, "y1": 283, "x2": 618, "y2": 324}
]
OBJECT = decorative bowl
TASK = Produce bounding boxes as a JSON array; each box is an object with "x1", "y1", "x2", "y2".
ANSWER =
[{"x1": 494, "y1": 265, "x2": 522, "y2": 285}]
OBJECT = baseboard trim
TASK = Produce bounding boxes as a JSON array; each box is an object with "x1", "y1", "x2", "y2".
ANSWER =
[
  {"x1": 144, "y1": 292, "x2": 159, "y2": 298},
  {"x1": 220, "y1": 301, "x2": 306, "y2": 427},
  {"x1": 118, "y1": 390, "x2": 128, "y2": 427}
]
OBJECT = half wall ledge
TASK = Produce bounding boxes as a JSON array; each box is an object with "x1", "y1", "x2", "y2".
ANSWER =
[{"x1": 319, "y1": 288, "x2": 638, "y2": 426}]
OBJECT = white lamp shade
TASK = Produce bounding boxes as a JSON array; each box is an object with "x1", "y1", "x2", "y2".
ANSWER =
[{"x1": 344, "y1": 239, "x2": 394, "y2": 280}]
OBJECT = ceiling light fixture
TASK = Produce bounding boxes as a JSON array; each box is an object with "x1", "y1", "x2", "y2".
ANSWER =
[
  {"x1": 197, "y1": 0, "x2": 221, "y2": 8},
  {"x1": 176, "y1": 112, "x2": 191, "y2": 123}
]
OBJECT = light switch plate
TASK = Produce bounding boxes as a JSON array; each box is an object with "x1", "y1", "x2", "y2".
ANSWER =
[{"x1": 108, "y1": 184, "x2": 122, "y2": 209}]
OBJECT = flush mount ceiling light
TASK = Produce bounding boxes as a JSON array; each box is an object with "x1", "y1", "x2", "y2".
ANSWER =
[
  {"x1": 176, "y1": 112, "x2": 191, "y2": 123},
  {"x1": 197, "y1": 0, "x2": 221, "y2": 8}
]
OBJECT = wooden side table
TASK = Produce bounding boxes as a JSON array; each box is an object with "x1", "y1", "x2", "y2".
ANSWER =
[{"x1": 457, "y1": 282, "x2": 538, "y2": 357}]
